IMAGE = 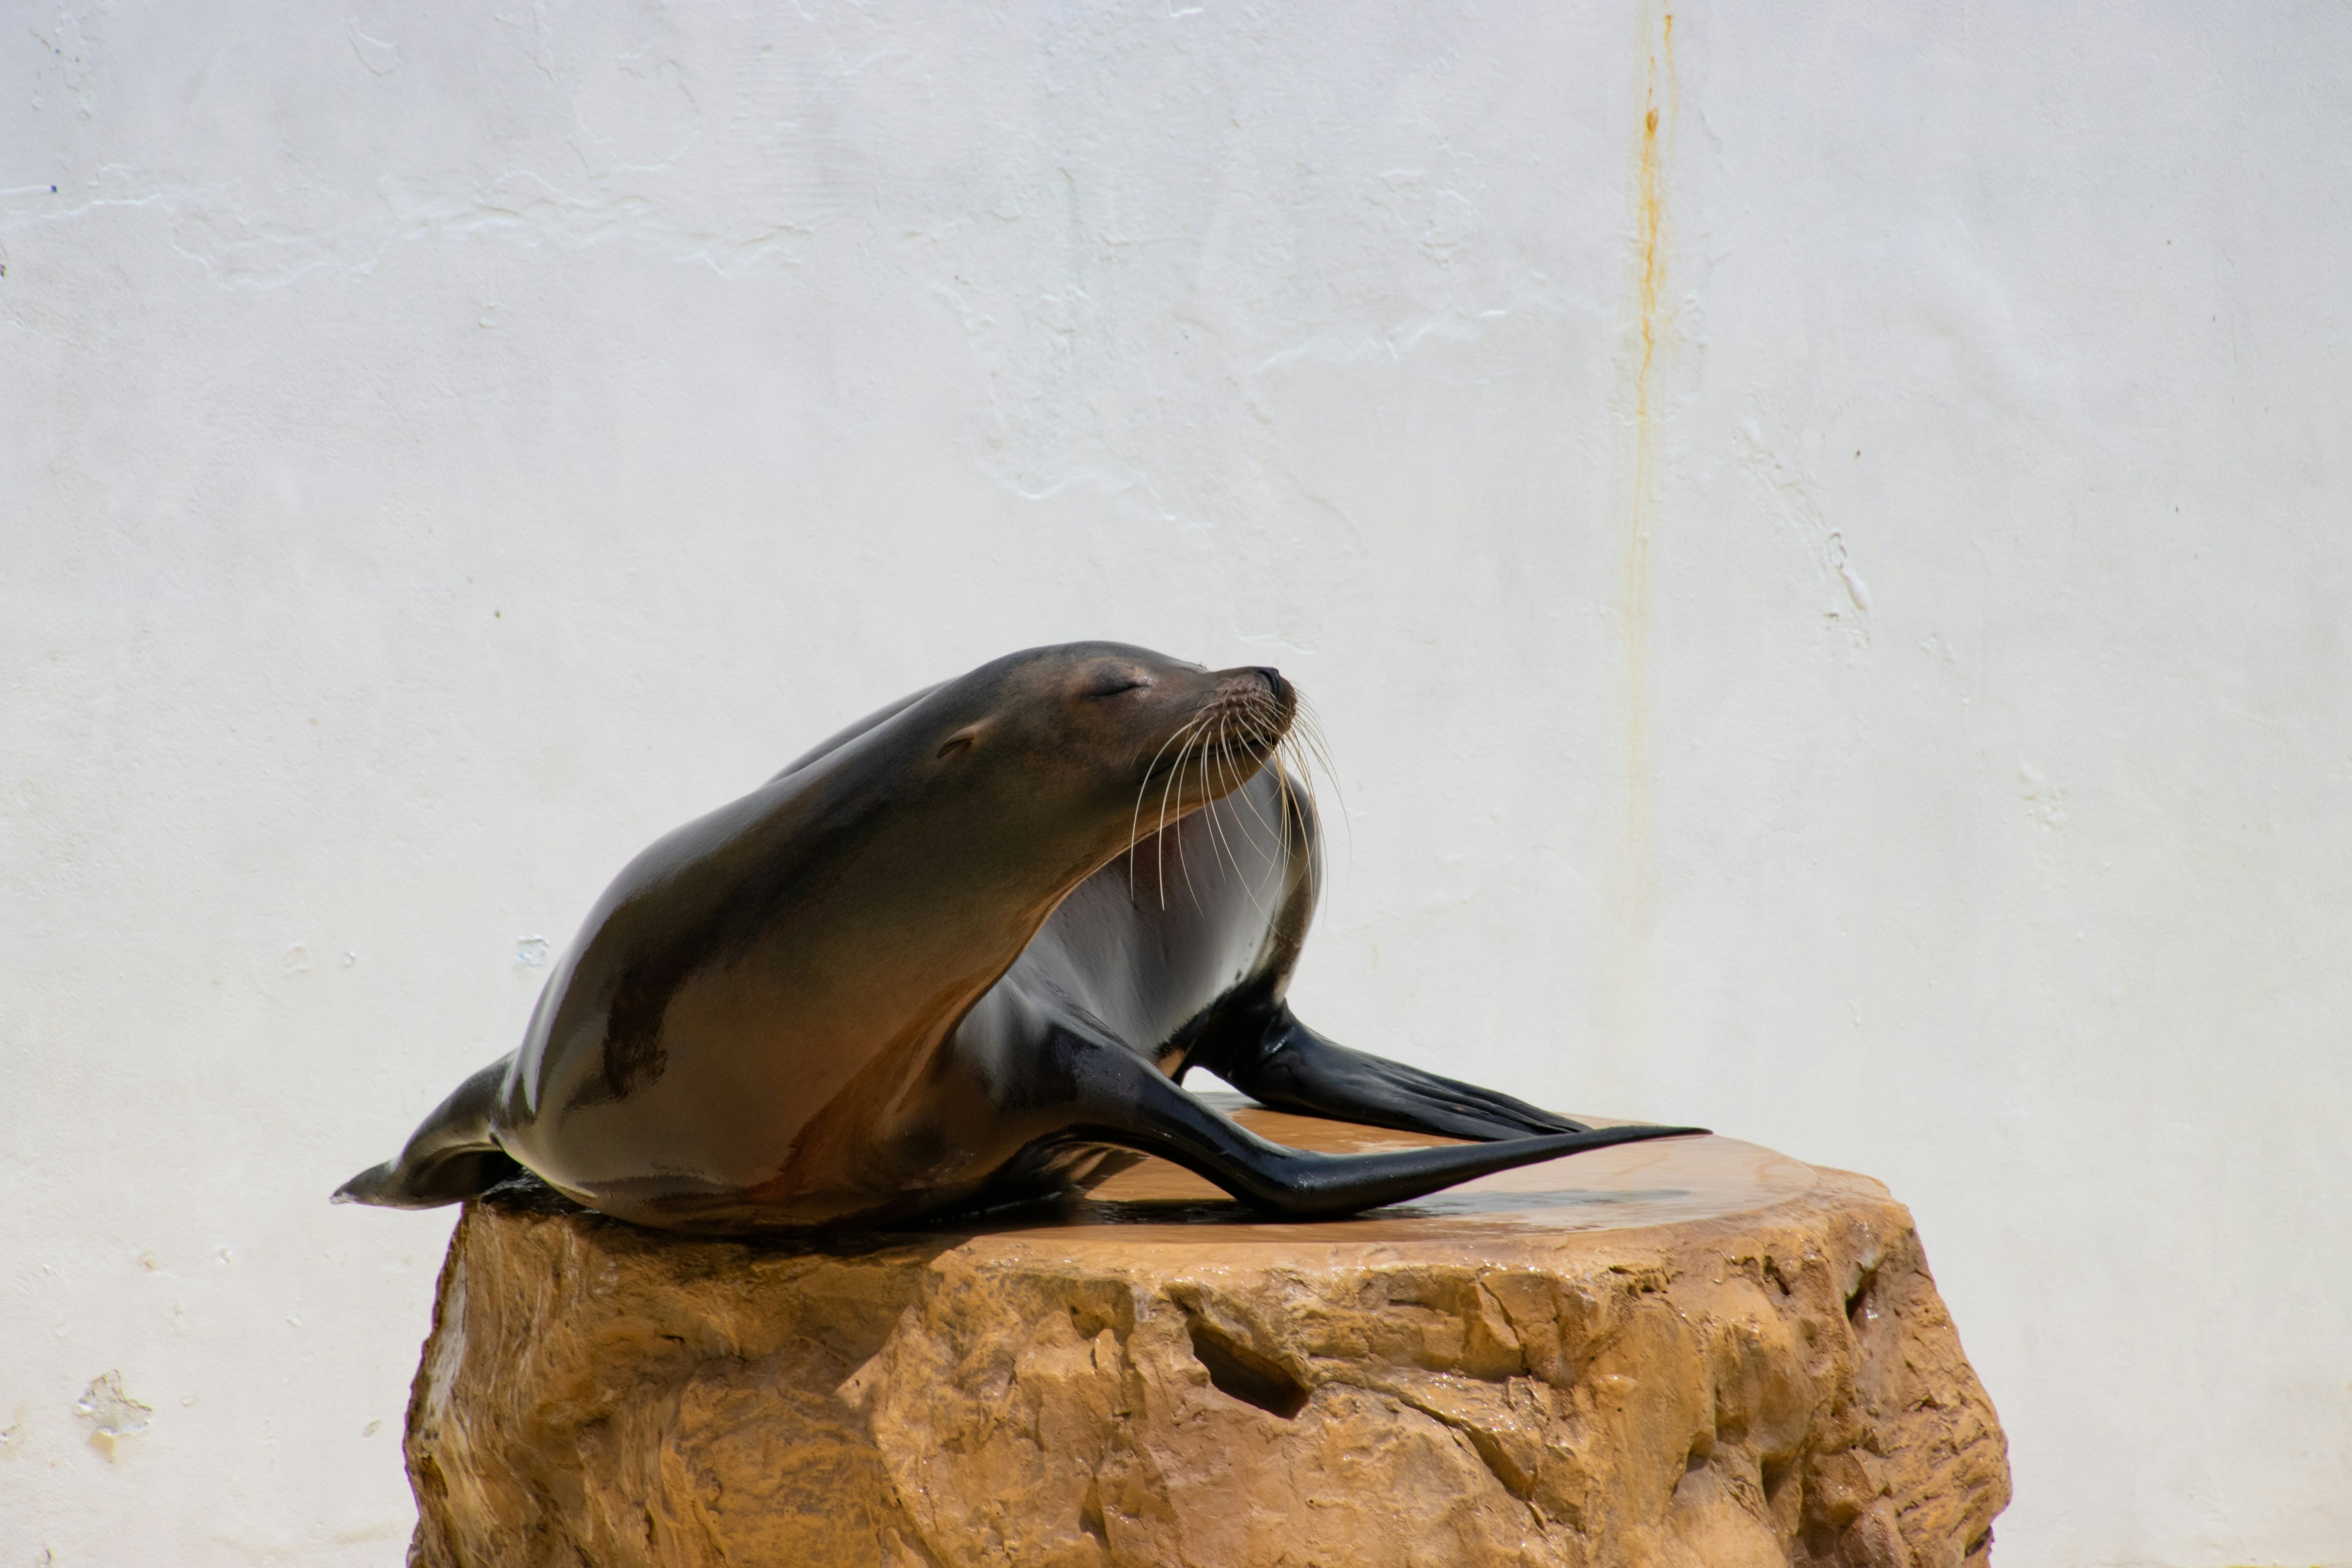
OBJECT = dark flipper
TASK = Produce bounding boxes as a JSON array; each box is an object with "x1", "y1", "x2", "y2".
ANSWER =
[
  {"x1": 1059, "y1": 1032, "x2": 1703, "y2": 1220},
  {"x1": 1192, "y1": 1003, "x2": 1592, "y2": 1142},
  {"x1": 333, "y1": 1056, "x2": 521, "y2": 1209}
]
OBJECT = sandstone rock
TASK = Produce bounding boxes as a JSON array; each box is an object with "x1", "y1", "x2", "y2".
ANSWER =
[{"x1": 403, "y1": 1108, "x2": 2008, "y2": 1567}]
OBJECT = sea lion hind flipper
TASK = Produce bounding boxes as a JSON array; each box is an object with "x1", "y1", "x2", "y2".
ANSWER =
[
  {"x1": 332, "y1": 1055, "x2": 521, "y2": 1209},
  {"x1": 1060, "y1": 1035, "x2": 1705, "y2": 1221},
  {"x1": 1193, "y1": 1005, "x2": 1593, "y2": 1142}
]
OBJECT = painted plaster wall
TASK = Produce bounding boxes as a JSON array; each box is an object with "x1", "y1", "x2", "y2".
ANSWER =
[{"x1": 3, "y1": 2, "x2": 2345, "y2": 1563}]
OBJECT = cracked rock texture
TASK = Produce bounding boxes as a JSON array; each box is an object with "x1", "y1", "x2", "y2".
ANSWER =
[{"x1": 405, "y1": 1111, "x2": 2007, "y2": 1567}]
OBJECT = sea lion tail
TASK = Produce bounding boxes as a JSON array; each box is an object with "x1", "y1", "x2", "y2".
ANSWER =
[{"x1": 333, "y1": 1055, "x2": 522, "y2": 1209}]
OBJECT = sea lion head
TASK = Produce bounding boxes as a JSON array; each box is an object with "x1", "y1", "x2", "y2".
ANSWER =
[{"x1": 924, "y1": 641, "x2": 1294, "y2": 854}]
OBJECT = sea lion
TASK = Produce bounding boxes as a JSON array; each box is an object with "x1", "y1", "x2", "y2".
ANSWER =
[{"x1": 335, "y1": 643, "x2": 1701, "y2": 1231}]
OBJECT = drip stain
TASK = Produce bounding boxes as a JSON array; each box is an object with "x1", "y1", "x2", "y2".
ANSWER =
[{"x1": 1611, "y1": 6, "x2": 1676, "y2": 1079}]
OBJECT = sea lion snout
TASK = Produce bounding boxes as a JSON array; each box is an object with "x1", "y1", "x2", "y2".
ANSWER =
[{"x1": 1203, "y1": 662, "x2": 1295, "y2": 739}]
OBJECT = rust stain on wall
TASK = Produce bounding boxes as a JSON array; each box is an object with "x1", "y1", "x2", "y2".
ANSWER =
[
  {"x1": 1611, "y1": 5, "x2": 1675, "y2": 1074},
  {"x1": 1626, "y1": 12, "x2": 1673, "y2": 834}
]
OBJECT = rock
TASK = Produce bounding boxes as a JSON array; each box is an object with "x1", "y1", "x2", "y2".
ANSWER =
[{"x1": 402, "y1": 1107, "x2": 2009, "y2": 1567}]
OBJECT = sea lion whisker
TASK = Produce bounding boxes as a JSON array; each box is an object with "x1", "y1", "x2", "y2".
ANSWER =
[
  {"x1": 1156, "y1": 725, "x2": 1197, "y2": 911},
  {"x1": 1228, "y1": 757, "x2": 1283, "y2": 854},
  {"x1": 1207, "y1": 715, "x2": 1259, "y2": 891},
  {"x1": 1150, "y1": 720, "x2": 1201, "y2": 910},
  {"x1": 1222, "y1": 717, "x2": 1287, "y2": 858},
  {"x1": 1273, "y1": 741, "x2": 1298, "y2": 839},
  {"x1": 1275, "y1": 735, "x2": 1302, "y2": 829},
  {"x1": 1130, "y1": 717, "x2": 1198, "y2": 899},
  {"x1": 1208, "y1": 714, "x2": 1251, "y2": 884},
  {"x1": 1279, "y1": 737, "x2": 1316, "y2": 889},
  {"x1": 1200, "y1": 716, "x2": 1233, "y2": 881},
  {"x1": 1290, "y1": 696, "x2": 1349, "y2": 856},
  {"x1": 1210, "y1": 708, "x2": 1262, "y2": 826},
  {"x1": 1291, "y1": 699, "x2": 1336, "y2": 782},
  {"x1": 1187, "y1": 716, "x2": 1224, "y2": 897},
  {"x1": 1226, "y1": 689, "x2": 1303, "y2": 873},
  {"x1": 1131, "y1": 713, "x2": 1212, "y2": 900},
  {"x1": 1292, "y1": 753, "x2": 1320, "y2": 895},
  {"x1": 1139, "y1": 711, "x2": 1212, "y2": 794},
  {"x1": 1168, "y1": 724, "x2": 1210, "y2": 913},
  {"x1": 1210, "y1": 721, "x2": 1281, "y2": 921},
  {"x1": 1273, "y1": 725, "x2": 1329, "y2": 892}
]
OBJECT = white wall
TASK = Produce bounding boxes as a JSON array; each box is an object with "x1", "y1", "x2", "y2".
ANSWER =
[{"x1": 4, "y1": 2, "x2": 2345, "y2": 1563}]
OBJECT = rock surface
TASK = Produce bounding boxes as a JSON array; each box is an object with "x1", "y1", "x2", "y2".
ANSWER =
[{"x1": 404, "y1": 1107, "x2": 2009, "y2": 1567}]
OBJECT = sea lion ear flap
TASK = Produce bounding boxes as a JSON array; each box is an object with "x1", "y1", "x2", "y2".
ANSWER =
[{"x1": 937, "y1": 726, "x2": 981, "y2": 761}]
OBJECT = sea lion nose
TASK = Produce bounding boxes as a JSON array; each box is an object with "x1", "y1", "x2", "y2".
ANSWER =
[{"x1": 1250, "y1": 666, "x2": 1283, "y2": 693}]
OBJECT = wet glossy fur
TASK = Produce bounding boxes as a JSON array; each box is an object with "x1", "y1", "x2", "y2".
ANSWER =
[{"x1": 336, "y1": 643, "x2": 1700, "y2": 1231}]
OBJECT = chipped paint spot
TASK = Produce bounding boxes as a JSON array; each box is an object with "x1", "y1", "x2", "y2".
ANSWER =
[
  {"x1": 1831, "y1": 533, "x2": 1872, "y2": 616},
  {"x1": 2020, "y1": 760, "x2": 2068, "y2": 831},
  {"x1": 516, "y1": 935, "x2": 551, "y2": 969},
  {"x1": 1735, "y1": 422, "x2": 1874, "y2": 650},
  {"x1": 349, "y1": 24, "x2": 400, "y2": 77},
  {"x1": 76, "y1": 1372, "x2": 151, "y2": 1459}
]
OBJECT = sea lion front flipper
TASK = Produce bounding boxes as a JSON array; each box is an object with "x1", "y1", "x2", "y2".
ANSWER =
[
  {"x1": 1190, "y1": 1004, "x2": 1590, "y2": 1142},
  {"x1": 1052, "y1": 1031, "x2": 1703, "y2": 1221}
]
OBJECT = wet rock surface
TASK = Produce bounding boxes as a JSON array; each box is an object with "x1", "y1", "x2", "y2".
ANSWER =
[{"x1": 404, "y1": 1109, "x2": 2008, "y2": 1567}]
